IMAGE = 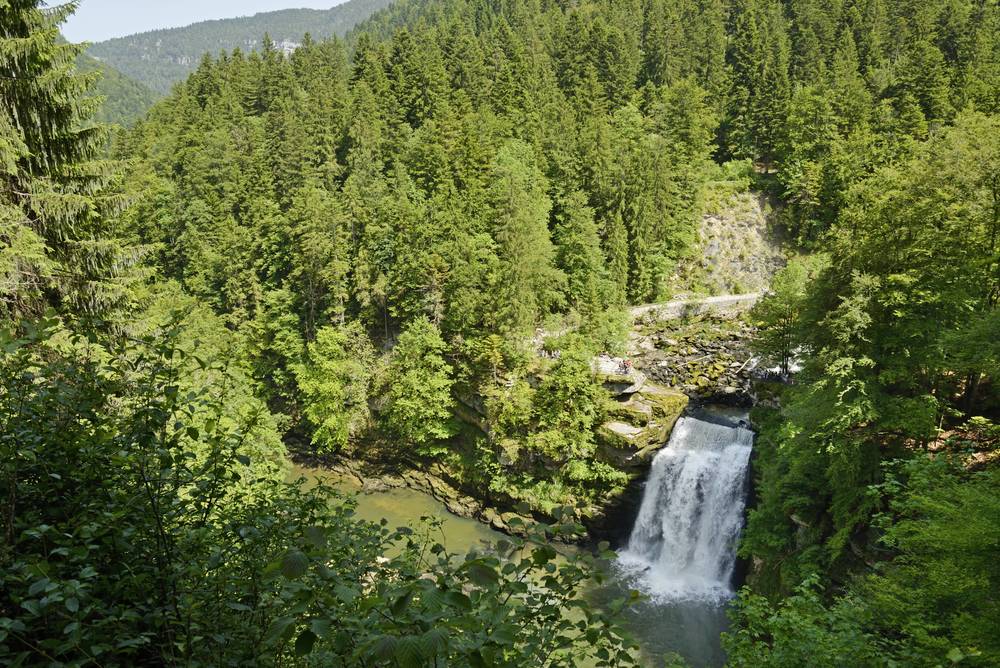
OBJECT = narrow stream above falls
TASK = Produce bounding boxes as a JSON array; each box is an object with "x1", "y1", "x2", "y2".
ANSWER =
[{"x1": 290, "y1": 406, "x2": 752, "y2": 668}]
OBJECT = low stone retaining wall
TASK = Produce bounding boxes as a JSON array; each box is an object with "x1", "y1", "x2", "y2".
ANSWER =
[{"x1": 630, "y1": 293, "x2": 760, "y2": 323}]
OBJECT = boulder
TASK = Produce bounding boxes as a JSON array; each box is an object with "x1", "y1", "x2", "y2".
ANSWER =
[
  {"x1": 599, "y1": 420, "x2": 646, "y2": 443},
  {"x1": 607, "y1": 396, "x2": 654, "y2": 425},
  {"x1": 445, "y1": 497, "x2": 476, "y2": 517},
  {"x1": 362, "y1": 478, "x2": 391, "y2": 493},
  {"x1": 597, "y1": 421, "x2": 664, "y2": 469},
  {"x1": 596, "y1": 382, "x2": 688, "y2": 470},
  {"x1": 637, "y1": 384, "x2": 689, "y2": 428},
  {"x1": 593, "y1": 355, "x2": 647, "y2": 395}
]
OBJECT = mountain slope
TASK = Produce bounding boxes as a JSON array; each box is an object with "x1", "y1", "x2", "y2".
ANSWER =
[
  {"x1": 86, "y1": 0, "x2": 392, "y2": 94},
  {"x1": 76, "y1": 53, "x2": 159, "y2": 127}
]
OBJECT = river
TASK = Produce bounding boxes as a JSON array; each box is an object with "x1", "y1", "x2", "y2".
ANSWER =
[{"x1": 290, "y1": 445, "x2": 743, "y2": 668}]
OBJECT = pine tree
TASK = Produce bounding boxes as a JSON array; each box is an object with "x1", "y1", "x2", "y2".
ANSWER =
[
  {"x1": 754, "y1": 0, "x2": 792, "y2": 167},
  {"x1": 828, "y1": 29, "x2": 872, "y2": 132},
  {"x1": 604, "y1": 210, "x2": 630, "y2": 306},
  {"x1": 724, "y1": 0, "x2": 791, "y2": 166},
  {"x1": 960, "y1": 0, "x2": 1000, "y2": 113},
  {"x1": 287, "y1": 184, "x2": 351, "y2": 338}
]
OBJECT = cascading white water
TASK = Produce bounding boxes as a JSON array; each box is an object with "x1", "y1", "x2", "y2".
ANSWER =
[{"x1": 618, "y1": 415, "x2": 753, "y2": 602}]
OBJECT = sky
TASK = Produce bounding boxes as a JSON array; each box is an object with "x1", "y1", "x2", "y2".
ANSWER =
[{"x1": 59, "y1": 1, "x2": 342, "y2": 43}]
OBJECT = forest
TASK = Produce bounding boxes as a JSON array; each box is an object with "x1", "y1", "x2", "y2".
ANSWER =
[
  {"x1": 75, "y1": 52, "x2": 159, "y2": 127},
  {"x1": 2, "y1": 0, "x2": 998, "y2": 665},
  {"x1": 86, "y1": 0, "x2": 393, "y2": 94}
]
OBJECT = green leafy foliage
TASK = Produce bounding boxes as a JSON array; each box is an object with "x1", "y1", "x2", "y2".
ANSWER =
[
  {"x1": 750, "y1": 254, "x2": 829, "y2": 375},
  {"x1": 295, "y1": 322, "x2": 378, "y2": 453},
  {"x1": 0, "y1": 320, "x2": 639, "y2": 666},
  {"x1": 0, "y1": 317, "x2": 288, "y2": 664},
  {"x1": 742, "y1": 113, "x2": 1000, "y2": 593},
  {"x1": 727, "y1": 457, "x2": 1000, "y2": 667},
  {"x1": 531, "y1": 346, "x2": 608, "y2": 462},
  {"x1": 382, "y1": 318, "x2": 456, "y2": 454}
]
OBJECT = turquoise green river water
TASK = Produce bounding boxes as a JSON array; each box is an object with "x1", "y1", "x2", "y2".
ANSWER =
[{"x1": 289, "y1": 464, "x2": 729, "y2": 667}]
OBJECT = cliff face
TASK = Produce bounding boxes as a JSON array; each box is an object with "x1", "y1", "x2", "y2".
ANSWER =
[{"x1": 669, "y1": 190, "x2": 785, "y2": 297}]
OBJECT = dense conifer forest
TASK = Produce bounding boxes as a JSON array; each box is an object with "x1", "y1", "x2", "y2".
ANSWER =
[
  {"x1": 2, "y1": 0, "x2": 998, "y2": 665},
  {"x1": 75, "y1": 52, "x2": 159, "y2": 126},
  {"x1": 86, "y1": 0, "x2": 393, "y2": 94}
]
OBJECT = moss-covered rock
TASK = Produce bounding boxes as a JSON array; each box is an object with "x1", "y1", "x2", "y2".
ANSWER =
[
  {"x1": 598, "y1": 421, "x2": 661, "y2": 469},
  {"x1": 592, "y1": 355, "x2": 647, "y2": 395},
  {"x1": 636, "y1": 384, "x2": 689, "y2": 426},
  {"x1": 607, "y1": 396, "x2": 654, "y2": 425}
]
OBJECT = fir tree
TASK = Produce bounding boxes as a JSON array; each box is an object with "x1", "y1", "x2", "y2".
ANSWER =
[
  {"x1": 0, "y1": 0, "x2": 136, "y2": 322},
  {"x1": 488, "y1": 140, "x2": 564, "y2": 334},
  {"x1": 383, "y1": 317, "x2": 456, "y2": 453}
]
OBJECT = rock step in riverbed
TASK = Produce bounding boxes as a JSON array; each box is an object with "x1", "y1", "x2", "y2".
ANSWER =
[{"x1": 592, "y1": 355, "x2": 689, "y2": 471}]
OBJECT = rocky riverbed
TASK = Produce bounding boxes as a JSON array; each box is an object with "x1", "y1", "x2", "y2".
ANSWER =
[{"x1": 627, "y1": 313, "x2": 757, "y2": 405}]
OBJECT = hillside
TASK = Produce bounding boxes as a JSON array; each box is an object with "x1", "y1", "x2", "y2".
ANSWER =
[
  {"x1": 4, "y1": 0, "x2": 1000, "y2": 666},
  {"x1": 86, "y1": 0, "x2": 392, "y2": 94},
  {"x1": 75, "y1": 53, "x2": 159, "y2": 127}
]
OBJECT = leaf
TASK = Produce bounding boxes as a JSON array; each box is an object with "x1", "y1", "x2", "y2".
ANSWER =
[
  {"x1": 264, "y1": 616, "x2": 296, "y2": 644},
  {"x1": 947, "y1": 648, "x2": 965, "y2": 663},
  {"x1": 371, "y1": 635, "x2": 397, "y2": 662},
  {"x1": 304, "y1": 525, "x2": 326, "y2": 548},
  {"x1": 310, "y1": 618, "x2": 331, "y2": 638},
  {"x1": 334, "y1": 584, "x2": 358, "y2": 603},
  {"x1": 390, "y1": 589, "x2": 413, "y2": 616},
  {"x1": 416, "y1": 582, "x2": 446, "y2": 610},
  {"x1": 394, "y1": 636, "x2": 425, "y2": 668},
  {"x1": 445, "y1": 591, "x2": 472, "y2": 610},
  {"x1": 419, "y1": 628, "x2": 448, "y2": 657},
  {"x1": 294, "y1": 629, "x2": 317, "y2": 656},
  {"x1": 532, "y1": 544, "x2": 557, "y2": 566},
  {"x1": 490, "y1": 625, "x2": 516, "y2": 645},
  {"x1": 28, "y1": 579, "x2": 49, "y2": 596},
  {"x1": 64, "y1": 597, "x2": 79, "y2": 613},
  {"x1": 466, "y1": 562, "x2": 499, "y2": 588},
  {"x1": 281, "y1": 550, "x2": 309, "y2": 579}
]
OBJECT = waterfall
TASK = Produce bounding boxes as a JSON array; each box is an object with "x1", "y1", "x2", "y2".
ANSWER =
[{"x1": 618, "y1": 415, "x2": 753, "y2": 602}]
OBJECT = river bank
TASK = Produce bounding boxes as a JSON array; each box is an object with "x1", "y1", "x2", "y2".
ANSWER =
[
  {"x1": 290, "y1": 452, "x2": 542, "y2": 537},
  {"x1": 292, "y1": 440, "x2": 747, "y2": 668}
]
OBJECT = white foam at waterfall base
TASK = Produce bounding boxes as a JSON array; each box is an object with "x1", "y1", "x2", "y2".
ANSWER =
[{"x1": 617, "y1": 416, "x2": 753, "y2": 604}]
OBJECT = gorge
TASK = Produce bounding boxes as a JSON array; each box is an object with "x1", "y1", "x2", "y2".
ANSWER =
[
  {"x1": 296, "y1": 402, "x2": 756, "y2": 667},
  {"x1": 7, "y1": 0, "x2": 1000, "y2": 664}
]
